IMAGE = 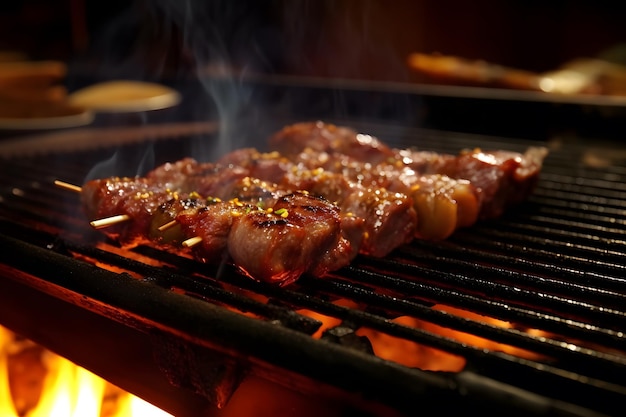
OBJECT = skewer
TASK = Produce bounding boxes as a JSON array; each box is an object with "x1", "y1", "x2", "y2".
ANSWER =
[
  {"x1": 182, "y1": 236, "x2": 203, "y2": 248},
  {"x1": 56, "y1": 179, "x2": 198, "y2": 244},
  {"x1": 157, "y1": 219, "x2": 178, "y2": 231},
  {"x1": 54, "y1": 180, "x2": 132, "y2": 229},
  {"x1": 90, "y1": 214, "x2": 131, "y2": 229},
  {"x1": 54, "y1": 180, "x2": 82, "y2": 193}
]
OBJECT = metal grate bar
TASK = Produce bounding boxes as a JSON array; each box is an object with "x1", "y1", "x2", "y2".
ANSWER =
[{"x1": 1, "y1": 125, "x2": 625, "y2": 416}]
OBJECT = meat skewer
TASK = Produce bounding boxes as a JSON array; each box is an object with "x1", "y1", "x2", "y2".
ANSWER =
[
  {"x1": 269, "y1": 121, "x2": 548, "y2": 221},
  {"x1": 54, "y1": 180, "x2": 133, "y2": 228},
  {"x1": 215, "y1": 153, "x2": 418, "y2": 255},
  {"x1": 58, "y1": 171, "x2": 352, "y2": 285},
  {"x1": 218, "y1": 147, "x2": 476, "y2": 240},
  {"x1": 56, "y1": 121, "x2": 548, "y2": 286},
  {"x1": 150, "y1": 156, "x2": 417, "y2": 257}
]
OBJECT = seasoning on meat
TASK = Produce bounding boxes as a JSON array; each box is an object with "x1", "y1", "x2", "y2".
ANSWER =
[
  {"x1": 63, "y1": 121, "x2": 548, "y2": 285},
  {"x1": 81, "y1": 173, "x2": 349, "y2": 286},
  {"x1": 270, "y1": 121, "x2": 547, "y2": 226}
]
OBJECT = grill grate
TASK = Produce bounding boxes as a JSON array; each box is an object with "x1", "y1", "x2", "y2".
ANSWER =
[{"x1": 0, "y1": 123, "x2": 625, "y2": 417}]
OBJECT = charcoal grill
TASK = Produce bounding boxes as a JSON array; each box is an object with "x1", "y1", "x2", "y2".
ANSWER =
[{"x1": 0, "y1": 82, "x2": 625, "y2": 417}]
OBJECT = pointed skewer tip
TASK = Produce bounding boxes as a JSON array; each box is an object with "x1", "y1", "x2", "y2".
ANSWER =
[
  {"x1": 90, "y1": 214, "x2": 131, "y2": 229},
  {"x1": 54, "y1": 180, "x2": 82, "y2": 193},
  {"x1": 182, "y1": 236, "x2": 203, "y2": 248},
  {"x1": 157, "y1": 219, "x2": 178, "y2": 231}
]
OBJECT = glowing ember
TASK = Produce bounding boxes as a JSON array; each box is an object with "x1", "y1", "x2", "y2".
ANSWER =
[
  {"x1": 358, "y1": 305, "x2": 545, "y2": 371},
  {"x1": 297, "y1": 300, "x2": 546, "y2": 372},
  {"x1": 0, "y1": 325, "x2": 172, "y2": 417}
]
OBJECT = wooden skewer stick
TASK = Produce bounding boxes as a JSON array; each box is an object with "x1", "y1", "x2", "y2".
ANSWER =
[
  {"x1": 157, "y1": 219, "x2": 178, "y2": 231},
  {"x1": 55, "y1": 179, "x2": 200, "y2": 247},
  {"x1": 54, "y1": 180, "x2": 82, "y2": 193},
  {"x1": 90, "y1": 214, "x2": 131, "y2": 229},
  {"x1": 182, "y1": 236, "x2": 202, "y2": 248},
  {"x1": 54, "y1": 180, "x2": 131, "y2": 229}
]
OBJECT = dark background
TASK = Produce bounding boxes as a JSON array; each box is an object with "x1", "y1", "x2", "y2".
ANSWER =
[
  {"x1": 1, "y1": 0, "x2": 625, "y2": 82},
  {"x1": 2, "y1": 0, "x2": 626, "y2": 142}
]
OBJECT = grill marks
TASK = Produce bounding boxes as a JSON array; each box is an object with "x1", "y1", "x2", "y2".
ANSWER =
[{"x1": 227, "y1": 192, "x2": 344, "y2": 283}]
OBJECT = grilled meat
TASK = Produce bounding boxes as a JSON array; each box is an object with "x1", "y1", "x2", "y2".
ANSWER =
[
  {"x1": 147, "y1": 157, "x2": 373, "y2": 259},
  {"x1": 81, "y1": 177, "x2": 182, "y2": 246},
  {"x1": 81, "y1": 171, "x2": 348, "y2": 285},
  {"x1": 283, "y1": 147, "x2": 480, "y2": 239},
  {"x1": 79, "y1": 121, "x2": 547, "y2": 285},
  {"x1": 426, "y1": 147, "x2": 549, "y2": 218},
  {"x1": 282, "y1": 167, "x2": 416, "y2": 256},
  {"x1": 228, "y1": 192, "x2": 344, "y2": 284},
  {"x1": 269, "y1": 120, "x2": 394, "y2": 164},
  {"x1": 227, "y1": 176, "x2": 365, "y2": 268},
  {"x1": 269, "y1": 121, "x2": 548, "y2": 221},
  {"x1": 219, "y1": 147, "x2": 474, "y2": 241},
  {"x1": 218, "y1": 148, "x2": 417, "y2": 254}
]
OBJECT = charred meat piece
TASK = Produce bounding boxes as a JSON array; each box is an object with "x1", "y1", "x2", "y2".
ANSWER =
[
  {"x1": 228, "y1": 192, "x2": 345, "y2": 285},
  {"x1": 174, "y1": 199, "x2": 237, "y2": 263},
  {"x1": 228, "y1": 175, "x2": 366, "y2": 265},
  {"x1": 144, "y1": 157, "x2": 200, "y2": 190}
]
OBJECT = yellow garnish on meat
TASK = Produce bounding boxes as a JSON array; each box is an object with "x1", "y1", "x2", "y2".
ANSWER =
[{"x1": 274, "y1": 208, "x2": 289, "y2": 218}]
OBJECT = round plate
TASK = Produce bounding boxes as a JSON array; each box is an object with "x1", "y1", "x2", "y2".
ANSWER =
[{"x1": 68, "y1": 80, "x2": 181, "y2": 113}]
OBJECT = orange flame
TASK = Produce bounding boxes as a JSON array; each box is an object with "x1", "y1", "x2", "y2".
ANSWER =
[{"x1": 0, "y1": 325, "x2": 172, "y2": 417}]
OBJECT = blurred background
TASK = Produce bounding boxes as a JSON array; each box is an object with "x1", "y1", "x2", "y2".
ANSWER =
[
  {"x1": 1, "y1": 0, "x2": 626, "y2": 141},
  {"x1": 2, "y1": 0, "x2": 625, "y2": 81}
]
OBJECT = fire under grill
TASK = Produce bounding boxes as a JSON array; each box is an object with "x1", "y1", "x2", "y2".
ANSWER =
[{"x1": 0, "y1": 121, "x2": 625, "y2": 417}]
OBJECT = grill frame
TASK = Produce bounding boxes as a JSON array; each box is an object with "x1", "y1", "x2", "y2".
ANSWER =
[{"x1": 0, "y1": 118, "x2": 625, "y2": 417}]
